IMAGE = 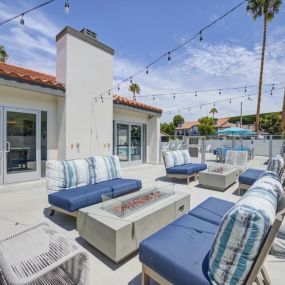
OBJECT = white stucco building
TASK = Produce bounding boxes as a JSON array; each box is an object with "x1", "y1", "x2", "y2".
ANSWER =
[{"x1": 0, "y1": 26, "x2": 162, "y2": 184}]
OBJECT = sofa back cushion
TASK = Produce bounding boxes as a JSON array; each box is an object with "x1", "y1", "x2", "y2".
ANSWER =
[
  {"x1": 208, "y1": 172, "x2": 281, "y2": 285},
  {"x1": 267, "y1": 154, "x2": 285, "y2": 177},
  {"x1": 46, "y1": 155, "x2": 121, "y2": 194},
  {"x1": 163, "y1": 150, "x2": 191, "y2": 168}
]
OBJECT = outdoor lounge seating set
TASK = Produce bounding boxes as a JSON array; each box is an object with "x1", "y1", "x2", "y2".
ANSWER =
[
  {"x1": 46, "y1": 155, "x2": 142, "y2": 216},
  {"x1": 139, "y1": 171, "x2": 285, "y2": 285},
  {"x1": 239, "y1": 154, "x2": 285, "y2": 192},
  {"x1": 162, "y1": 150, "x2": 207, "y2": 184}
]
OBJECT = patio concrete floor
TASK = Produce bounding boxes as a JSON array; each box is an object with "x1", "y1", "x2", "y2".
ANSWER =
[{"x1": 0, "y1": 156, "x2": 284, "y2": 285}]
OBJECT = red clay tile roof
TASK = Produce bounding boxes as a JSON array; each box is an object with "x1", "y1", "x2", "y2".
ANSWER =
[
  {"x1": 176, "y1": 118, "x2": 230, "y2": 130},
  {"x1": 0, "y1": 62, "x2": 64, "y2": 89},
  {"x1": 113, "y1": 95, "x2": 162, "y2": 114}
]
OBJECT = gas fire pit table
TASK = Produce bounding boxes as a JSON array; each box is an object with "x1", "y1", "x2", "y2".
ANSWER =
[{"x1": 77, "y1": 185, "x2": 190, "y2": 263}]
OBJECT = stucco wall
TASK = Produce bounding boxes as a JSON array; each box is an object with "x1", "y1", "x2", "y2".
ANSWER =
[
  {"x1": 56, "y1": 30, "x2": 113, "y2": 160},
  {"x1": 0, "y1": 85, "x2": 59, "y2": 160}
]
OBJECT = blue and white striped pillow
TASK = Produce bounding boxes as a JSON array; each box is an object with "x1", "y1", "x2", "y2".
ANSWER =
[
  {"x1": 208, "y1": 172, "x2": 281, "y2": 285},
  {"x1": 181, "y1": 149, "x2": 191, "y2": 164},
  {"x1": 172, "y1": 150, "x2": 185, "y2": 166},
  {"x1": 163, "y1": 151, "x2": 175, "y2": 168},
  {"x1": 268, "y1": 155, "x2": 284, "y2": 177}
]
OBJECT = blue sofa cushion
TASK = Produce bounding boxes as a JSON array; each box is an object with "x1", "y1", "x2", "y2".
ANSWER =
[
  {"x1": 48, "y1": 183, "x2": 112, "y2": 212},
  {"x1": 48, "y1": 178, "x2": 142, "y2": 212},
  {"x1": 139, "y1": 215, "x2": 218, "y2": 285},
  {"x1": 189, "y1": 197, "x2": 234, "y2": 226},
  {"x1": 95, "y1": 178, "x2": 142, "y2": 197},
  {"x1": 239, "y1": 168, "x2": 265, "y2": 185},
  {"x1": 166, "y1": 163, "x2": 207, "y2": 175}
]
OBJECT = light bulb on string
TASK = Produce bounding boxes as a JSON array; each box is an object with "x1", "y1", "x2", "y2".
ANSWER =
[
  {"x1": 244, "y1": 87, "x2": 247, "y2": 93},
  {"x1": 153, "y1": 95, "x2": 155, "y2": 101},
  {"x1": 214, "y1": 102, "x2": 216, "y2": 107},
  {"x1": 188, "y1": 107, "x2": 191, "y2": 112},
  {"x1": 219, "y1": 89, "x2": 222, "y2": 95},
  {"x1": 168, "y1": 52, "x2": 171, "y2": 61},
  {"x1": 173, "y1": 93, "x2": 176, "y2": 99},
  {"x1": 108, "y1": 90, "x2": 111, "y2": 96},
  {"x1": 200, "y1": 105, "x2": 202, "y2": 110},
  {"x1": 117, "y1": 85, "x2": 120, "y2": 91},
  {"x1": 199, "y1": 31, "x2": 203, "y2": 42},
  {"x1": 100, "y1": 96, "x2": 104, "y2": 103},
  {"x1": 64, "y1": 0, "x2": 70, "y2": 14},
  {"x1": 270, "y1": 90, "x2": 273, "y2": 96},
  {"x1": 248, "y1": 94, "x2": 251, "y2": 100},
  {"x1": 229, "y1": 98, "x2": 232, "y2": 104},
  {"x1": 130, "y1": 77, "x2": 133, "y2": 84},
  {"x1": 146, "y1": 67, "x2": 149, "y2": 75},
  {"x1": 20, "y1": 14, "x2": 24, "y2": 25},
  {"x1": 272, "y1": 84, "x2": 275, "y2": 90},
  {"x1": 195, "y1": 91, "x2": 197, "y2": 97}
]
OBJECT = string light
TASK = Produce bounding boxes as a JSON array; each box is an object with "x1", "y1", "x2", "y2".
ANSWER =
[
  {"x1": 173, "y1": 93, "x2": 176, "y2": 99},
  {"x1": 0, "y1": 0, "x2": 57, "y2": 27},
  {"x1": 214, "y1": 102, "x2": 216, "y2": 107},
  {"x1": 168, "y1": 52, "x2": 171, "y2": 61},
  {"x1": 153, "y1": 95, "x2": 155, "y2": 100},
  {"x1": 64, "y1": 0, "x2": 70, "y2": 14},
  {"x1": 130, "y1": 77, "x2": 133, "y2": 84},
  {"x1": 219, "y1": 89, "x2": 222, "y2": 95},
  {"x1": 118, "y1": 85, "x2": 120, "y2": 91},
  {"x1": 199, "y1": 31, "x2": 203, "y2": 42},
  {"x1": 100, "y1": 96, "x2": 104, "y2": 103},
  {"x1": 20, "y1": 14, "x2": 24, "y2": 25},
  {"x1": 272, "y1": 84, "x2": 275, "y2": 90},
  {"x1": 229, "y1": 98, "x2": 232, "y2": 104},
  {"x1": 188, "y1": 107, "x2": 191, "y2": 112},
  {"x1": 195, "y1": 91, "x2": 198, "y2": 97},
  {"x1": 108, "y1": 90, "x2": 111, "y2": 96},
  {"x1": 200, "y1": 105, "x2": 202, "y2": 109},
  {"x1": 146, "y1": 67, "x2": 149, "y2": 75},
  {"x1": 93, "y1": 0, "x2": 248, "y2": 102},
  {"x1": 244, "y1": 87, "x2": 247, "y2": 93}
]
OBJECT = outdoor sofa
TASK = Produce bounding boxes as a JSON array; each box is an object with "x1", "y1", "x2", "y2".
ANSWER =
[
  {"x1": 239, "y1": 154, "x2": 285, "y2": 193},
  {"x1": 162, "y1": 150, "x2": 207, "y2": 184},
  {"x1": 46, "y1": 155, "x2": 142, "y2": 217},
  {"x1": 139, "y1": 171, "x2": 285, "y2": 285}
]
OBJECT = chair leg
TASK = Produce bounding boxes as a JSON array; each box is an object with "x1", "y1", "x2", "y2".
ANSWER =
[
  {"x1": 261, "y1": 266, "x2": 271, "y2": 285},
  {"x1": 255, "y1": 274, "x2": 264, "y2": 285},
  {"x1": 142, "y1": 266, "x2": 150, "y2": 285},
  {"x1": 49, "y1": 208, "x2": 55, "y2": 217}
]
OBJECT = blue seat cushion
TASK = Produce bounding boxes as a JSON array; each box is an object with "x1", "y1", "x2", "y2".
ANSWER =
[
  {"x1": 139, "y1": 215, "x2": 218, "y2": 285},
  {"x1": 95, "y1": 178, "x2": 142, "y2": 197},
  {"x1": 48, "y1": 178, "x2": 142, "y2": 212},
  {"x1": 239, "y1": 168, "x2": 265, "y2": 185},
  {"x1": 189, "y1": 197, "x2": 234, "y2": 226},
  {"x1": 166, "y1": 163, "x2": 207, "y2": 175}
]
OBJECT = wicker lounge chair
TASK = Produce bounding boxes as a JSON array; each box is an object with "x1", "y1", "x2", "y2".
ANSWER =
[{"x1": 0, "y1": 222, "x2": 89, "y2": 285}]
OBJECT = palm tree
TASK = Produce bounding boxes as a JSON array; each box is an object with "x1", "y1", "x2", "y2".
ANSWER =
[
  {"x1": 0, "y1": 45, "x2": 8, "y2": 63},
  {"x1": 209, "y1": 107, "x2": 218, "y2": 119},
  {"x1": 280, "y1": 88, "x2": 285, "y2": 133},
  {"x1": 128, "y1": 83, "x2": 141, "y2": 101},
  {"x1": 247, "y1": 0, "x2": 282, "y2": 133}
]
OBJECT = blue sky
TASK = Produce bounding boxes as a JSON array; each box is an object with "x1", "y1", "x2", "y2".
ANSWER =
[{"x1": 1, "y1": 0, "x2": 285, "y2": 122}]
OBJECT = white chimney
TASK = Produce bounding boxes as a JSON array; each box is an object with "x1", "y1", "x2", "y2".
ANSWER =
[{"x1": 56, "y1": 26, "x2": 114, "y2": 159}]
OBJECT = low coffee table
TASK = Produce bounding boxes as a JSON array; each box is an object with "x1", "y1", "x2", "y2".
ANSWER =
[
  {"x1": 77, "y1": 185, "x2": 190, "y2": 263},
  {"x1": 199, "y1": 165, "x2": 239, "y2": 191}
]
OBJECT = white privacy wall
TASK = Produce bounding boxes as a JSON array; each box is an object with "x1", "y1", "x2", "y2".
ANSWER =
[{"x1": 56, "y1": 27, "x2": 114, "y2": 159}]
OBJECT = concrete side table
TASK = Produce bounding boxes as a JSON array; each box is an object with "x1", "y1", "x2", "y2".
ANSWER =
[{"x1": 199, "y1": 167, "x2": 239, "y2": 191}]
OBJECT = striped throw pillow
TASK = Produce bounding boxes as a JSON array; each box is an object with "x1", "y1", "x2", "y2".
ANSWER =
[
  {"x1": 208, "y1": 173, "x2": 281, "y2": 285},
  {"x1": 268, "y1": 155, "x2": 284, "y2": 177},
  {"x1": 172, "y1": 150, "x2": 185, "y2": 166},
  {"x1": 163, "y1": 151, "x2": 175, "y2": 168},
  {"x1": 181, "y1": 149, "x2": 191, "y2": 164}
]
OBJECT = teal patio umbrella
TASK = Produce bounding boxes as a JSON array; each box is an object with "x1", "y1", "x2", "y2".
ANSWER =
[{"x1": 217, "y1": 127, "x2": 256, "y2": 148}]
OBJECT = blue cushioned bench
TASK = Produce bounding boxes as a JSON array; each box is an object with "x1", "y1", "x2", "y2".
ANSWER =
[
  {"x1": 139, "y1": 173, "x2": 285, "y2": 285},
  {"x1": 239, "y1": 154, "x2": 285, "y2": 193},
  {"x1": 48, "y1": 178, "x2": 142, "y2": 212},
  {"x1": 46, "y1": 155, "x2": 142, "y2": 217},
  {"x1": 163, "y1": 150, "x2": 207, "y2": 184}
]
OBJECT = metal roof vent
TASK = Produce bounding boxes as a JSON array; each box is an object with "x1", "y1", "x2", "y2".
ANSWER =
[{"x1": 81, "y1": 28, "x2": 97, "y2": 40}]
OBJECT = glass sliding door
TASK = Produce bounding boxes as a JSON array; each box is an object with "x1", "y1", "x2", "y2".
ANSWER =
[
  {"x1": 115, "y1": 122, "x2": 143, "y2": 166},
  {"x1": 4, "y1": 108, "x2": 40, "y2": 183},
  {"x1": 130, "y1": 125, "x2": 142, "y2": 162},
  {"x1": 117, "y1": 124, "x2": 129, "y2": 161}
]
